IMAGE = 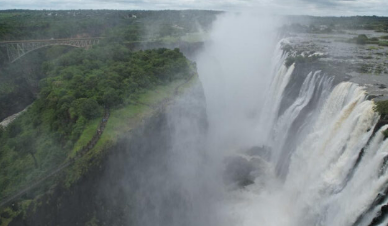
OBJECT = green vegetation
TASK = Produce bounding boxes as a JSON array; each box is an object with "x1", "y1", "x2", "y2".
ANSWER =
[
  {"x1": 374, "y1": 100, "x2": 388, "y2": 116},
  {"x1": 0, "y1": 11, "x2": 214, "y2": 217},
  {"x1": 0, "y1": 9, "x2": 210, "y2": 224},
  {"x1": 0, "y1": 43, "x2": 195, "y2": 199},
  {"x1": 347, "y1": 34, "x2": 388, "y2": 46},
  {"x1": 0, "y1": 10, "x2": 218, "y2": 41},
  {"x1": 0, "y1": 10, "x2": 217, "y2": 122},
  {"x1": 0, "y1": 46, "x2": 75, "y2": 121},
  {"x1": 0, "y1": 10, "x2": 219, "y2": 66},
  {"x1": 356, "y1": 34, "x2": 369, "y2": 44},
  {"x1": 374, "y1": 100, "x2": 388, "y2": 139},
  {"x1": 64, "y1": 78, "x2": 190, "y2": 188}
]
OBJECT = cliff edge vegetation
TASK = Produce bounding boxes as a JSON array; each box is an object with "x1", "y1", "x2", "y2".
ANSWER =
[{"x1": 0, "y1": 43, "x2": 196, "y2": 217}]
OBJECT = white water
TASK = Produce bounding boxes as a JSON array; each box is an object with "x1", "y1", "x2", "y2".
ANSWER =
[
  {"x1": 193, "y1": 13, "x2": 388, "y2": 226},
  {"x1": 105, "y1": 13, "x2": 388, "y2": 226}
]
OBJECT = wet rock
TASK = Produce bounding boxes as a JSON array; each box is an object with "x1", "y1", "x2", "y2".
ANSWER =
[
  {"x1": 223, "y1": 156, "x2": 255, "y2": 188},
  {"x1": 367, "y1": 94, "x2": 384, "y2": 100},
  {"x1": 245, "y1": 146, "x2": 271, "y2": 161},
  {"x1": 223, "y1": 153, "x2": 272, "y2": 189},
  {"x1": 379, "y1": 84, "x2": 387, "y2": 89}
]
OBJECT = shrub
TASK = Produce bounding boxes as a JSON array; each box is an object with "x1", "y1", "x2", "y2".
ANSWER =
[
  {"x1": 356, "y1": 34, "x2": 368, "y2": 44},
  {"x1": 374, "y1": 100, "x2": 388, "y2": 116},
  {"x1": 374, "y1": 100, "x2": 388, "y2": 139},
  {"x1": 79, "y1": 99, "x2": 102, "y2": 120}
]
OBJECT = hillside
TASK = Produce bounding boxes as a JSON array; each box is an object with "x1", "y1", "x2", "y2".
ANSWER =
[{"x1": 0, "y1": 42, "x2": 196, "y2": 213}]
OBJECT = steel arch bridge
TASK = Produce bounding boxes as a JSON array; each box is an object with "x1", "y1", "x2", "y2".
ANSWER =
[{"x1": 0, "y1": 38, "x2": 102, "y2": 63}]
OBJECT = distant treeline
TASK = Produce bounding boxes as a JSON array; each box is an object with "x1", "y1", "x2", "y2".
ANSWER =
[
  {"x1": 283, "y1": 15, "x2": 388, "y2": 33},
  {"x1": 0, "y1": 10, "x2": 220, "y2": 66},
  {"x1": 0, "y1": 10, "x2": 220, "y2": 41}
]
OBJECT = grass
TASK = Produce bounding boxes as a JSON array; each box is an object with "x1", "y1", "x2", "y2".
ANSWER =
[
  {"x1": 367, "y1": 45, "x2": 379, "y2": 50},
  {"x1": 69, "y1": 118, "x2": 100, "y2": 158},
  {"x1": 180, "y1": 32, "x2": 207, "y2": 43}
]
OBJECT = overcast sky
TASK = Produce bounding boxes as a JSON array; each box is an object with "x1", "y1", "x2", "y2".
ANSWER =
[{"x1": 1, "y1": 0, "x2": 388, "y2": 16}]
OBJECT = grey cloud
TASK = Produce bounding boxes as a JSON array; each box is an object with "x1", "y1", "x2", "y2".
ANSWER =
[{"x1": 0, "y1": 0, "x2": 388, "y2": 15}]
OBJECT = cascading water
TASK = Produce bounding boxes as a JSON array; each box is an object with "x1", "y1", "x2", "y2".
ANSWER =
[
  {"x1": 192, "y1": 13, "x2": 388, "y2": 226},
  {"x1": 105, "y1": 13, "x2": 388, "y2": 226}
]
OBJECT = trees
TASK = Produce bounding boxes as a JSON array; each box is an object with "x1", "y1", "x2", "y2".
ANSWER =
[
  {"x1": 13, "y1": 132, "x2": 38, "y2": 168},
  {"x1": 1, "y1": 44, "x2": 191, "y2": 159},
  {"x1": 80, "y1": 98, "x2": 102, "y2": 120},
  {"x1": 103, "y1": 89, "x2": 122, "y2": 107},
  {"x1": 0, "y1": 9, "x2": 214, "y2": 200}
]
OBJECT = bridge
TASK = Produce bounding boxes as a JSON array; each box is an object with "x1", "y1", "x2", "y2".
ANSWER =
[{"x1": 0, "y1": 37, "x2": 102, "y2": 63}]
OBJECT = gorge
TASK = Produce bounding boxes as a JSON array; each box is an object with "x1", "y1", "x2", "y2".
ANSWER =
[{"x1": 2, "y1": 12, "x2": 388, "y2": 226}]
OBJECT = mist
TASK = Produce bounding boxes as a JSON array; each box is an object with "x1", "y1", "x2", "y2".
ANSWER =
[
  {"x1": 196, "y1": 12, "x2": 281, "y2": 152},
  {"x1": 97, "y1": 10, "x2": 388, "y2": 226},
  {"x1": 96, "y1": 12, "x2": 285, "y2": 226},
  {"x1": 2, "y1": 5, "x2": 388, "y2": 226}
]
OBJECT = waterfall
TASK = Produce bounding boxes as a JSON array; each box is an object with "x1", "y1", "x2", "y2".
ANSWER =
[
  {"x1": 271, "y1": 70, "x2": 334, "y2": 176},
  {"x1": 194, "y1": 14, "x2": 388, "y2": 225},
  {"x1": 256, "y1": 39, "x2": 295, "y2": 146},
  {"x1": 282, "y1": 82, "x2": 383, "y2": 226},
  {"x1": 208, "y1": 50, "x2": 388, "y2": 226},
  {"x1": 115, "y1": 13, "x2": 388, "y2": 226}
]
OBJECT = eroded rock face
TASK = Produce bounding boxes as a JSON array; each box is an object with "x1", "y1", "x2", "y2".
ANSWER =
[
  {"x1": 223, "y1": 156, "x2": 256, "y2": 188},
  {"x1": 245, "y1": 146, "x2": 271, "y2": 161},
  {"x1": 223, "y1": 146, "x2": 273, "y2": 189}
]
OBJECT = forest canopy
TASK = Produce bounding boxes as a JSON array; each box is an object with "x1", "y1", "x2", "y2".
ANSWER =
[{"x1": 0, "y1": 43, "x2": 195, "y2": 197}]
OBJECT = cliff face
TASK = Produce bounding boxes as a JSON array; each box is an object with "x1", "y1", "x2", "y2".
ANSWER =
[{"x1": 8, "y1": 81, "x2": 207, "y2": 226}]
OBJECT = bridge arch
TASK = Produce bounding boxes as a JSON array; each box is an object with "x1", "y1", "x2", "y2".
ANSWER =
[{"x1": 0, "y1": 38, "x2": 101, "y2": 63}]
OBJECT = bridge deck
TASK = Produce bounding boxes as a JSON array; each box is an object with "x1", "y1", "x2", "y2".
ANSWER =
[
  {"x1": 0, "y1": 37, "x2": 102, "y2": 63},
  {"x1": 0, "y1": 37, "x2": 103, "y2": 45}
]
